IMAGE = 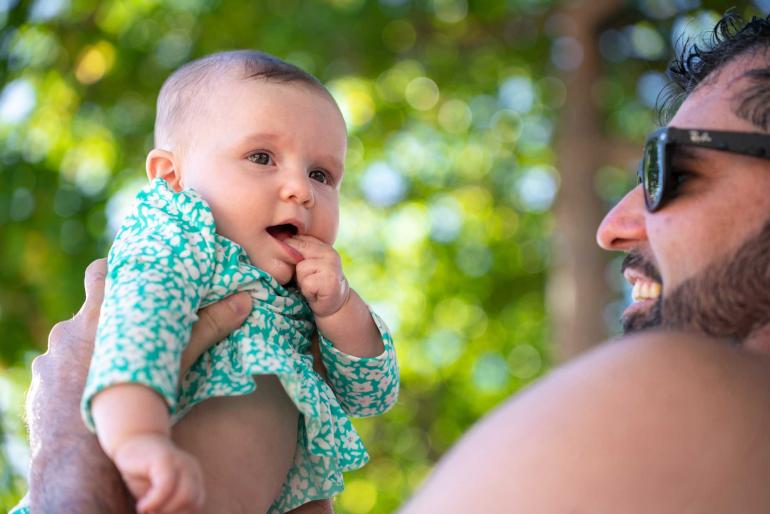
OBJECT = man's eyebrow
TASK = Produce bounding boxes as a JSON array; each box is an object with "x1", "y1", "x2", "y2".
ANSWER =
[{"x1": 672, "y1": 145, "x2": 704, "y2": 163}]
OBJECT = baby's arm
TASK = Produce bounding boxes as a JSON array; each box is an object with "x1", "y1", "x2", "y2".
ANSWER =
[
  {"x1": 286, "y1": 236, "x2": 399, "y2": 416},
  {"x1": 91, "y1": 385, "x2": 204, "y2": 513},
  {"x1": 317, "y1": 310, "x2": 399, "y2": 417},
  {"x1": 287, "y1": 235, "x2": 383, "y2": 357},
  {"x1": 81, "y1": 186, "x2": 219, "y2": 512}
]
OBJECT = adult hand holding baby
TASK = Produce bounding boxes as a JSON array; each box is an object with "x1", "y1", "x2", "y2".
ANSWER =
[{"x1": 26, "y1": 258, "x2": 251, "y2": 514}]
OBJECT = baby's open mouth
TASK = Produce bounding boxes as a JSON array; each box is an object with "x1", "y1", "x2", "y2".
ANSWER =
[{"x1": 266, "y1": 223, "x2": 298, "y2": 241}]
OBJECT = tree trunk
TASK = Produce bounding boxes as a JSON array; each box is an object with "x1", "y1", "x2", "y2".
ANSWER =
[{"x1": 549, "y1": 0, "x2": 631, "y2": 361}]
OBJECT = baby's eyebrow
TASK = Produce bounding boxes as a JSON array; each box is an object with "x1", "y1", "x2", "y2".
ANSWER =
[
  {"x1": 321, "y1": 155, "x2": 344, "y2": 173},
  {"x1": 239, "y1": 132, "x2": 286, "y2": 145}
]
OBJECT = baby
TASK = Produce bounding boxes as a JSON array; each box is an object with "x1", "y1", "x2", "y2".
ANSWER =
[{"x1": 81, "y1": 51, "x2": 399, "y2": 514}]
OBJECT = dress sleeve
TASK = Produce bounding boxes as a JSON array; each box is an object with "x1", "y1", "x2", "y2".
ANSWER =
[
  {"x1": 9, "y1": 495, "x2": 29, "y2": 514},
  {"x1": 318, "y1": 309, "x2": 399, "y2": 418},
  {"x1": 80, "y1": 180, "x2": 217, "y2": 431}
]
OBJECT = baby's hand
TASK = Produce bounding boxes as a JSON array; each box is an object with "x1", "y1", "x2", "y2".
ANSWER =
[
  {"x1": 285, "y1": 235, "x2": 350, "y2": 318},
  {"x1": 113, "y1": 433, "x2": 205, "y2": 514}
]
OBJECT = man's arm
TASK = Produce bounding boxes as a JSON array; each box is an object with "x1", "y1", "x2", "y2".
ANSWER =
[
  {"x1": 26, "y1": 259, "x2": 251, "y2": 514},
  {"x1": 401, "y1": 331, "x2": 770, "y2": 514}
]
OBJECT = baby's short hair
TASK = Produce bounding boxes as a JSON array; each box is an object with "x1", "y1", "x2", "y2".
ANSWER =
[{"x1": 154, "y1": 50, "x2": 330, "y2": 149}]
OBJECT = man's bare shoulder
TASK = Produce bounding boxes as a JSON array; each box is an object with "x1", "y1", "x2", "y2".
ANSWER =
[
  {"x1": 402, "y1": 331, "x2": 770, "y2": 514},
  {"x1": 552, "y1": 329, "x2": 770, "y2": 407}
]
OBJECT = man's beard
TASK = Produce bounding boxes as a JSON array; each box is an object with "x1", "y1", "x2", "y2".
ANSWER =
[{"x1": 621, "y1": 217, "x2": 770, "y2": 343}]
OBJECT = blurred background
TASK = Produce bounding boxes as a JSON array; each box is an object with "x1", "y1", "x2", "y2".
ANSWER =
[{"x1": 1, "y1": 0, "x2": 767, "y2": 511}]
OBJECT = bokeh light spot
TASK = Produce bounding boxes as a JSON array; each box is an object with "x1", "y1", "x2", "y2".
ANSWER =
[
  {"x1": 385, "y1": 204, "x2": 428, "y2": 250},
  {"x1": 456, "y1": 243, "x2": 492, "y2": 277},
  {"x1": 637, "y1": 71, "x2": 667, "y2": 108},
  {"x1": 509, "y1": 344, "x2": 542, "y2": 379},
  {"x1": 490, "y1": 109, "x2": 522, "y2": 143},
  {"x1": 0, "y1": 79, "x2": 36, "y2": 123},
  {"x1": 628, "y1": 23, "x2": 665, "y2": 60},
  {"x1": 499, "y1": 76, "x2": 535, "y2": 113},
  {"x1": 339, "y1": 479, "x2": 377, "y2": 513},
  {"x1": 423, "y1": 328, "x2": 464, "y2": 368},
  {"x1": 155, "y1": 33, "x2": 192, "y2": 69},
  {"x1": 431, "y1": 0, "x2": 467, "y2": 23},
  {"x1": 438, "y1": 99, "x2": 472, "y2": 134},
  {"x1": 29, "y1": 0, "x2": 69, "y2": 22},
  {"x1": 551, "y1": 36, "x2": 583, "y2": 70},
  {"x1": 428, "y1": 195, "x2": 463, "y2": 242},
  {"x1": 75, "y1": 41, "x2": 116, "y2": 84},
  {"x1": 360, "y1": 161, "x2": 408, "y2": 207},
  {"x1": 405, "y1": 77, "x2": 440, "y2": 111},
  {"x1": 330, "y1": 77, "x2": 376, "y2": 129},
  {"x1": 514, "y1": 165, "x2": 559, "y2": 212},
  {"x1": 472, "y1": 352, "x2": 509, "y2": 392},
  {"x1": 10, "y1": 188, "x2": 35, "y2": 221}
]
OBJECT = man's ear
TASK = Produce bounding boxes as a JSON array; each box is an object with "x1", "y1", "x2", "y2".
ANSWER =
[{"x1": 146, "y1": 148, "x2": 183, "y2": 192}]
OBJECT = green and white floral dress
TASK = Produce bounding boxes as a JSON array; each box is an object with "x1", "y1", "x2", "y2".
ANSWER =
[{"x1": 78, "y1": 178, "x2": 399, "y2": 513}]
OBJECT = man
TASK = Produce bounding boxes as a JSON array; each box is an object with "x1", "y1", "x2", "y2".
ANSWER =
[
  {"x1": 15, "y1": 12, "x2": 770, "y2": 514},
  {"x1": 401, "y1": 12, "x2": 770, "y2": 512}
]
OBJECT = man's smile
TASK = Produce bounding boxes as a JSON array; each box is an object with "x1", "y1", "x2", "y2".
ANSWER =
[{"x1": 621, "y1": 266, "x2": 662, "y2": 325}]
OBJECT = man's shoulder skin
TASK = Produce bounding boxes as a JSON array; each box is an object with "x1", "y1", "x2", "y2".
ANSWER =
[{"x1": 402, "y1": 331, "x2": 770, "y2": 514}]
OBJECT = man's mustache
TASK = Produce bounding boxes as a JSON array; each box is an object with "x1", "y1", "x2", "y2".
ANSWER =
[{"x1": 620, "y1": 250, "x2": 662, "y2": 283}]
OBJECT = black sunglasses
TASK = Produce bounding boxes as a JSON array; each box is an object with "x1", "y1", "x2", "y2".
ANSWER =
[{"x1": 637, "y1": 127, "x2": 770, "y2": 212}]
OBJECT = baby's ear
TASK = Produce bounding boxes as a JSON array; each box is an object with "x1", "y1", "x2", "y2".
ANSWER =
[{"x1": 146, "y1": 149, "x2": 183, "y2": 192}]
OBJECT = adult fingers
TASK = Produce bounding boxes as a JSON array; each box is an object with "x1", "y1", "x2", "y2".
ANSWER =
[
  {"x1": 41, "y1": 258, "x2": 107, "y2": 366},
  {"x1": 180, "y1": 292, "x2": 251, "y2": 375},
  {"x1": 77, "y1": 258, "x2": 108, "y2": 317}
]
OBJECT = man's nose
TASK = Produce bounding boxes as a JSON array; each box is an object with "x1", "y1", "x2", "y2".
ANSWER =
[
  {"x1": 280, "y1": 168, "x2": 315, "y2": 207},
  {"x1": 596, "y1": 185, "x2": 647, "y2": 251}
]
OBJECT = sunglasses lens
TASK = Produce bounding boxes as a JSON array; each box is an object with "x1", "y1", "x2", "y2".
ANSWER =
[{"x1": 642, "y1": 136, "x2": 665, "y2": 210}]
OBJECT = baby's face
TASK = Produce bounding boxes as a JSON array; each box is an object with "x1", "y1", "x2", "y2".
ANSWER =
[{"x1": 178, "y1": 77, "x2": 347, "y2": 284}]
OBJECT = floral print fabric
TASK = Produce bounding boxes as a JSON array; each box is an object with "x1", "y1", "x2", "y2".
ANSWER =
[{"x1": 80, "y1": 179, "x2": 399, "y2": 512}]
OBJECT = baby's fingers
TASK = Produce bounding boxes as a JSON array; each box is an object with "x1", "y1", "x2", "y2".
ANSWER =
[
  {"x1": 136, "y1": 460, "x2": 177, "y2": 514},
  {"x1": 162, "y1": 459, "x2": 205, "y2": 514}
]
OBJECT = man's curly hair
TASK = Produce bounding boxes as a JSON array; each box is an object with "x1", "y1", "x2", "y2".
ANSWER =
[{"x1": 660, "y1": 12, "x2": 770, "y2": 130}]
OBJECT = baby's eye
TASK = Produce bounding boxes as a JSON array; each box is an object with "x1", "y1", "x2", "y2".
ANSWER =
[
  {"x1": 309, "y1": 169, "x2": 329, "y2": 184},
  {"x1": 248, "y1": 152, "x2": 272, "y2": 165}
]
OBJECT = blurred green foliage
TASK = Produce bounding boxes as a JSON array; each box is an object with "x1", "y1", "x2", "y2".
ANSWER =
[{"x1": 0, "y1": 0, "x2": 765, "y2": 512}]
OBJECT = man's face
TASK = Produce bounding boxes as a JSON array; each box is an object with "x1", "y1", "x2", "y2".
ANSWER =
[
  {"x1": 176, "y1": 76, "x2": 347, "y2": 285},
  {"x1": 596, "y1": 56, "x2": 770, "y2": 340}
]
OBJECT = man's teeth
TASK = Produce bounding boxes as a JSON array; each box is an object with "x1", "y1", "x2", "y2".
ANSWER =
[{"x1": 631, "y1": 281, "x2": 662, "y2": 302}]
